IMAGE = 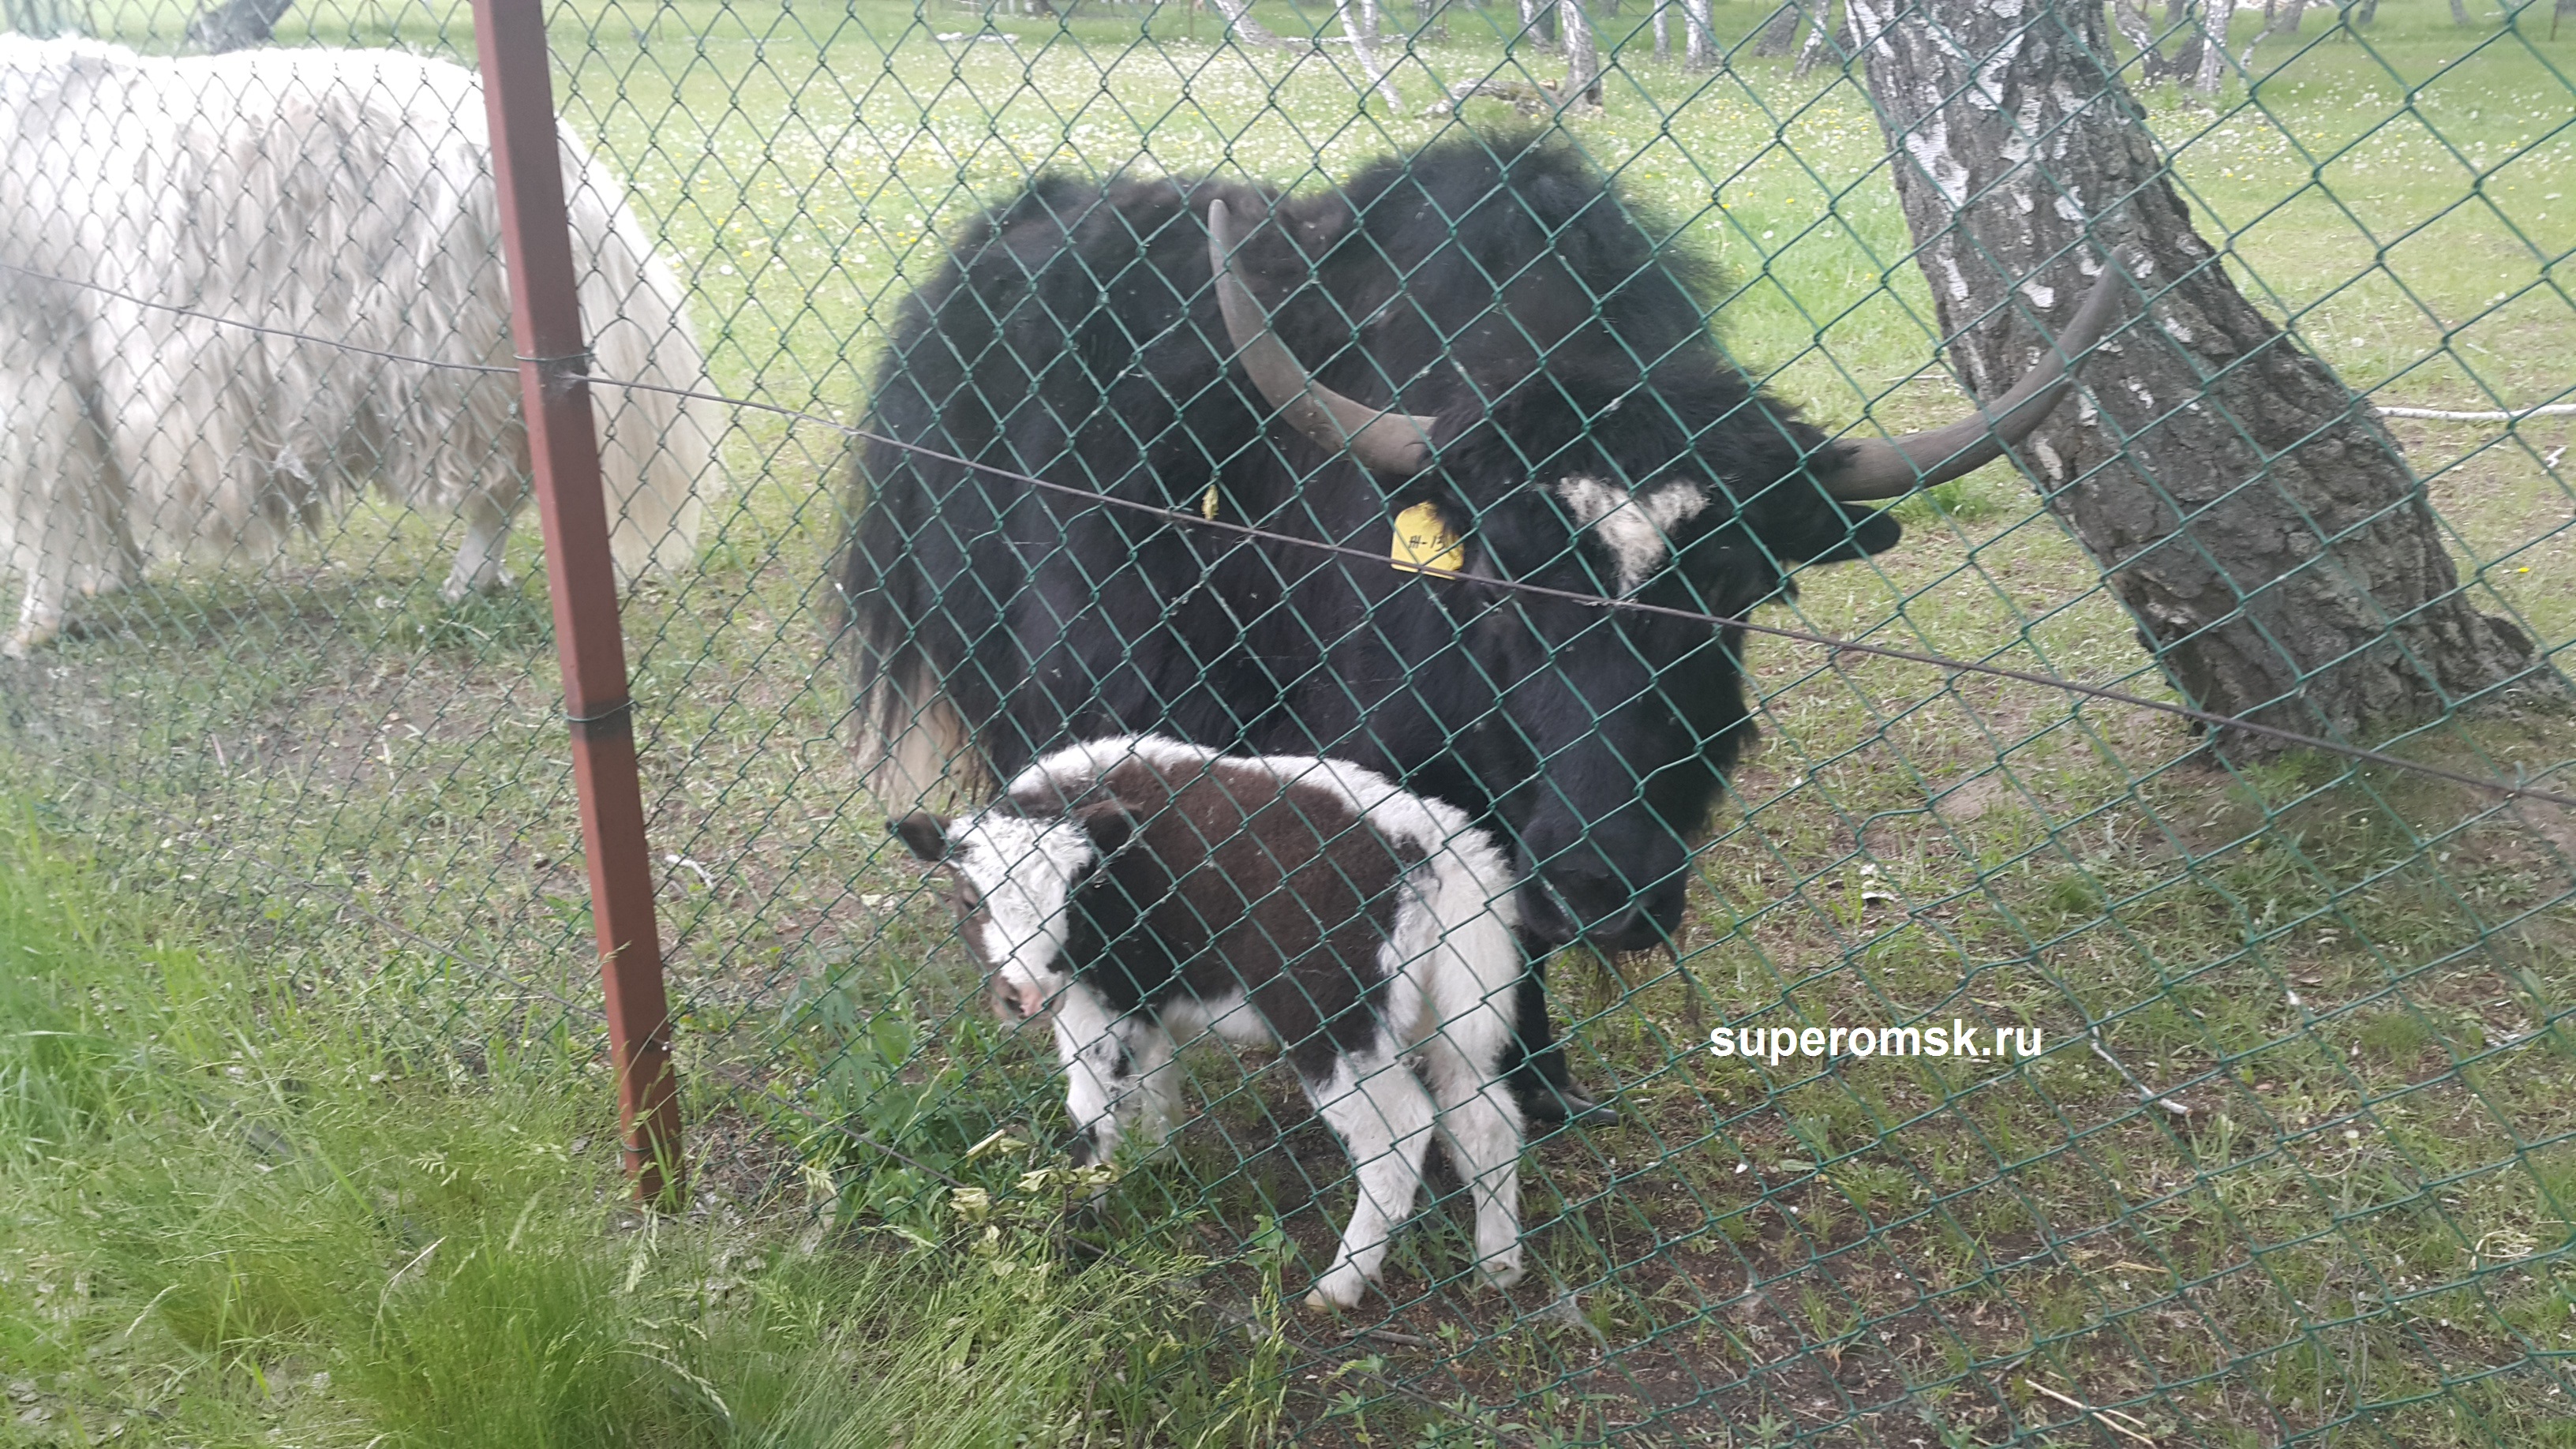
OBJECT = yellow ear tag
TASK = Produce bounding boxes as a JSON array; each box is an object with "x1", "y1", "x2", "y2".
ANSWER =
[
  {"x1": 1390, "y1": 501, "x2": 1463, "y2": 575},
  {"x1": 1200, "y1": 483, "x2": 1221, "y2": 521}
]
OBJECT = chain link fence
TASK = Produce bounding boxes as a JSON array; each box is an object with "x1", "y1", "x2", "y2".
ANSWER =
[{"x1": 4, "y1": 0, "x2": 2574, "y2": 1440}]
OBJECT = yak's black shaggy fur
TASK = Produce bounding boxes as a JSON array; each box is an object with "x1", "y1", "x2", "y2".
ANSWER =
[{"x1": 842, "y1": 133, "x2": 1897, "y2": 959}]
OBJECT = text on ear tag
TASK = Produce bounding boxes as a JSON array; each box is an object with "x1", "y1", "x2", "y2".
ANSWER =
[{"x1": 1390, "y1": 501, "x2": 1462, "y2": 574}]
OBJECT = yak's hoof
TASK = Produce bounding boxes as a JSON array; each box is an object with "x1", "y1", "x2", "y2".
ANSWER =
[
  {"x1": 1477, "y1": 1258, "x2": 1525, "y2": 1292},
  {"x1": 440, "y1": 566, "x2": 516, "y2": 606}
]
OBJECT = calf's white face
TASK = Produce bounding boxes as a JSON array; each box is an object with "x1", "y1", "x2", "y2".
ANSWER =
[
  {"x1": 894, "y1": 806, "x2": 1154, "y2": 1166},
  {"x1": 895, "y1": 809, "x2": 1093, "y2": 1022}
]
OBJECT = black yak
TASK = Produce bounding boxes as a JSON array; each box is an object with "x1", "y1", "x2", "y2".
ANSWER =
[{"x1": 841, "y1": 133, "x2": 2111, "y2": 1115}]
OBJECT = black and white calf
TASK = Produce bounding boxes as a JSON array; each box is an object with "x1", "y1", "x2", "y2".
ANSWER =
[{"x1": 892, "y1": 736, "x2": 1526, "y2": 1309}]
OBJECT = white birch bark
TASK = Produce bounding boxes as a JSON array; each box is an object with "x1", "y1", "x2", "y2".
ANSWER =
[
  {"x1": 1560, "y1": 0, "x2": 1602, "y2": 103},
  {"x1": 1205, "y1": 0, "x2": 1291, "y2": 48},
  {"x1": 1338, "y1": 0, "x2": 1403, "y2": 109},
  {"x1": 2194, "y1": 0, "x2": 2233, "y2": 89},
  {"x1": 1682, "y1": 0, "x2": 1716, "y2": 67},
  {"x1": 1520, "y1": 0, "x2": 1560, "y2": 51},
  {"x1": 1795, "y1": 0, "x2": 1848, "y2": 74}
]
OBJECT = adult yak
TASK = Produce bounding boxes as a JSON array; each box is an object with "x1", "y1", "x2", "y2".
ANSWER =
[{"x1": 841, "y1": 133, "x2": 2113, "y2": 1119}]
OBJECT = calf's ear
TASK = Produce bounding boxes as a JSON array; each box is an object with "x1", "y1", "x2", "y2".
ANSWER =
[{"x1": 889, "y1": 812, "x2": 951, "y2": 862}]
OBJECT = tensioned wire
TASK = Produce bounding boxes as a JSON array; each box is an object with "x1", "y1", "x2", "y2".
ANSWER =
[{"x1": 4, "y1": 252, "x2": 2567, "y2": 812}]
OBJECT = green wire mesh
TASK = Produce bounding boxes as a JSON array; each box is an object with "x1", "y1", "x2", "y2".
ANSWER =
[{"x1": 3, "y1": 0, "x2": 2574, "y2": 1441}]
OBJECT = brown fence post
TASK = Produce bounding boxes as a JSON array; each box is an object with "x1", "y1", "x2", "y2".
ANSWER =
[{"x1": 469, "y1": 0, "x2": 684, "y2": 1204}]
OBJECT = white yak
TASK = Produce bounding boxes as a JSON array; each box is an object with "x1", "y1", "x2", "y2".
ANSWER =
[{"x1": 0, "y1": 38, "x2": 714, "y2": 656}]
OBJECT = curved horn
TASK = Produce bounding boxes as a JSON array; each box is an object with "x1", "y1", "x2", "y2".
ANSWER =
[
  {"x1": 1822, "y1": 266, "x2": 2125, "y2": 501},
  {"x1": 1207, "y1": 197, "x2": 1440, "y2": 477}
]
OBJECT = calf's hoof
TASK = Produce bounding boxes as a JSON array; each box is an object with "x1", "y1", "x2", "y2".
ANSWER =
[
  {"x1": 1304, "y1": 1269, "x2": 1368, "y2": 1312},
  {"x1": 1519, "y1": 1082, "x2": 1619, "y2": 1129},
  {"x1": 1477, "y1": 1257, "x2": 1525, "y2": 1292}
]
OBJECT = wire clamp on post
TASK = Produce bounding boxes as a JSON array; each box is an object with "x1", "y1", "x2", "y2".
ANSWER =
[
  {"x1": 564, "y1": 698, "x2": 635, "y2": 742},
  {"x1": 518, "y1": 348, "x2": 598, "y2": 402}
]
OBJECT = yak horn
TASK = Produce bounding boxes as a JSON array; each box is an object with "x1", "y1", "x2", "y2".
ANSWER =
[
  {"x1": 1823, "y1": 268, "x2": 2125, "y2": 501},
  {"x1": 1207, "y1": 197, "x2": 1440, "y2": 477}
]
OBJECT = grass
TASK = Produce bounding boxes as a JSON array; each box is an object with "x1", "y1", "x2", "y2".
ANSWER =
[
  {"x1": 0, "y1": 806, "x2": 1293, "y2": 1446},
  {"x1": 2, "y1": 0, "x2": 2575, "y2": 1442}
]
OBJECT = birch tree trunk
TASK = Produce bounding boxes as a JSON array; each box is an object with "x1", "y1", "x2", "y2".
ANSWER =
[
  {"x1": 2166, "y1": 0, "x2": 2205, "y2": 77},
  {"x1": 1205, "y1": 0, "x2": 1292, "y2": 47},
  {"x1": 1753, "y1": 0, "x2": 1801, "y2": 54},
  {"x1": 1521, "y1": 0, "x2": 1562, "y2": 50},
  {"x1": 1845, "y1": 0, "x2": 2552, "y2": 756},
  {"x1": 2112, "y1": 0, "x2": 2166, "y2": 77},
  {"x1": 1795, "y1": 0, "x2": 1848, "y2": 75},
  {"x1": 2193, "y1": 0, "x2": 2234, "y2": 91},
  {"x1": 1560, "y1": 0, "x2": 1604, "y2": 102},
  {"x1": 1339, "y1": 0, "x2": 1404, "y2": 108},
  {"x1": 1653, "y1": 0, "x2": 1670, "y2": 58},
  {"x1": 186, "y1": 0, "x2": 294, "y2": 51},
  {"x1": 1683, "y1": 0, "x2": 1719, "y2": 66}
]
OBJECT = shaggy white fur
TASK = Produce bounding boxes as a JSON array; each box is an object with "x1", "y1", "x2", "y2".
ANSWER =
[{"x1": 0, "y1": 38, "x2": 714, "y2": 656}]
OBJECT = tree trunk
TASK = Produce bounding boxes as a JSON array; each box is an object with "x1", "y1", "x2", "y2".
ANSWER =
[
  {"x1": 1845, "y1": 0, "x2": 2552, "y2": 756},
  {"x1": 2448, "y1": 0, "x2": 2469, "y2": 24},
  {"x1": 1561, "y1": 0, "x2": 1604, "y2": 102},
  {"x1": 1795, "y1": 0, "x2": 1849, "y2": 75},
  {"x1": 1521, "y1": 0, "x2": 1561, "y2": 49},
  {"x1": 1753, "y1": 0, "x2": 1802, "y2": 54},
  {"x1": 1339, "y1": 0, "x2": 1405, "y2": 107},
  {"x1": 2113, "y1": 0, "x2": 2167, "y2": 79},
  {"x1": 2166, "y1": 0, "x2": 2205, "y2": 77},
  {"x1": 5, "y1": 0, "x2": 77, "y2": 35},
  {"x1": 2193, "y1": 0, "x2": 2233, "y2": 90},
  {"x1": 187, "y1": 0, "x2": 295, "y2": 51},
  {"x1": 2263, "y1": 0, "x2": 2305, "y2": 35},
  {"x1": 1205, "y1": 0, "x2": 1294, "y2": 46},
  {"x1": 1683, "y1": 0, "x2": 1718, "y2": 66},
  {"x1": 1653, "y1": 0, "x2": 1670, "y2": 58}
]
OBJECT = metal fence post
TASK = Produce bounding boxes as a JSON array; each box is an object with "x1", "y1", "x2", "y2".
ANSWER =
[{"x1": 468, "y1": 0, "x2": 684, "y2": 1204}]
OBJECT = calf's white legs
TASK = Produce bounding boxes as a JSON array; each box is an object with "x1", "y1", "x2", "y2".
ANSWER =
[
  {"x1": 1304, "y1": 1050, "x2": 1438, "y2": 1310},
  {"x1": 1420, "y1": 1032, "x2": 1525, "y2": 1292}
]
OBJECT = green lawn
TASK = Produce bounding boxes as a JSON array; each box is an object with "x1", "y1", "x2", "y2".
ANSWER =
[
  {"x1": 0, "y1": 811, "x2": 1282, "y2": 1446},
  {"x1": 2, "y1": 0, "x2": 2574, "y2": 1442}
]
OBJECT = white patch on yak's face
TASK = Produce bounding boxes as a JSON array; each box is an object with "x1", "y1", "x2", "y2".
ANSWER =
[
  {"x1": 1553, "y1": 477, "x2": 1711, "y2": 596},
  {"x1": 949, "y1": 812, "x2": 1095, "y2": 1005}
]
